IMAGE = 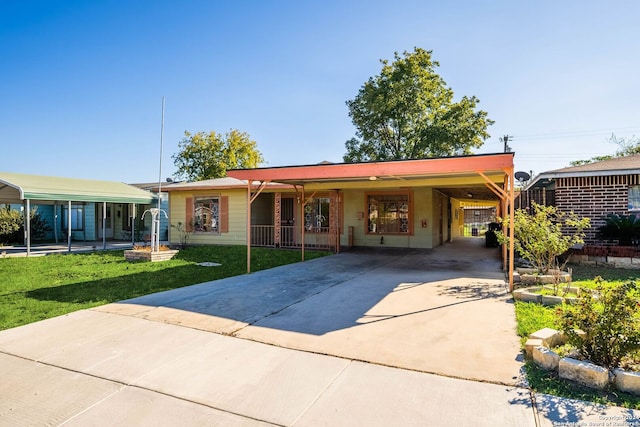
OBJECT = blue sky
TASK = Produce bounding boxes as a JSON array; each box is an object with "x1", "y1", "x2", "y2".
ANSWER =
[{"x1": 2, "y1": 1, "x2": 639, "y2": 183}]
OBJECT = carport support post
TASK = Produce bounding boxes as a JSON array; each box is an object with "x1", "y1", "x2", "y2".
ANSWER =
[
  {"x1": 246, "y1": 181, "x2": 252, "y2": 273},
  {"x1": 131, "y1": 204, "x2": 136, "y2": 246},
  {"x1": 24, "y1": 199, "x2": 31, "y2": 256},
  {"x1": 102, "y1": 202, "x2": 107, "y2": 250},
  {"x1": 508, "y1": 168, "x2": 515, "y2": 291},
  {"x1": 67, "y1": 201, "x2": 72, "y2": 252},
  {"x1": 301, "y1": 186, "x2": 305, "y2": 262}
]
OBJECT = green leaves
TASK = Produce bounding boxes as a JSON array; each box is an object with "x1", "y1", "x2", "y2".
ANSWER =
[
  {"x1": 596, "y1": 213, "x2": 640, "y2": 246},
  {"x1": 498, "y1": 202, "x2": 590, "y2": 274},
  {"x1": 172, "y1": 129, "x2": 264, "y2": 181},
  {"x1": 557, "y1": 282, "x2": 640, "y2": 369},
  {"x1": 343, "y1": 47, "x2": 493, "y2": 162}
]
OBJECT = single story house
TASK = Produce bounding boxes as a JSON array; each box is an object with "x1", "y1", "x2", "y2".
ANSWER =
[
  {"x1": 165, "y1": 153, "x2": 517, "y2": 288},
  {"x1": 0, "y1": 172, "x2": 162, "y2": 254},
  {"x1": 523, "y1": 154, "x2": 640, "y2": 244}
]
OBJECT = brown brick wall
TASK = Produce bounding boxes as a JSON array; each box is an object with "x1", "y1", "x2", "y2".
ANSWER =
[{"x1": 555, "y1": 175, "x2": 634, "y2": 243}]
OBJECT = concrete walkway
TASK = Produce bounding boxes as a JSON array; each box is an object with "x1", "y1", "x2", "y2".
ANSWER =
[{"x1": 1, "y1": 239, "x2": 639, "y2": 425}]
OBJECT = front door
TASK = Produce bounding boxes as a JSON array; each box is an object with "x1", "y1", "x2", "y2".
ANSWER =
[{"x1": 97, "y1": 203, "x2": 114, "y2": 239}]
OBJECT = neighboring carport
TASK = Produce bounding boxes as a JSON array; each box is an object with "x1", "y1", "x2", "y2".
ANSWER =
[
  {"x1": 227, "y1": 152, "x2": 516, "y2": 290},
  {"x1": 0, "y1": 172, "x2": 155, "y2": 255}
]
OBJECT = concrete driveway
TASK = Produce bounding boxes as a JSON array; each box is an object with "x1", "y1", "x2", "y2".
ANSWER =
[
  {"x1": 101, "y1": 238, "x2": 522, "y2": 385},
  {"x1": 3, "y1": 238, "x2": 638, "y2": 425}
]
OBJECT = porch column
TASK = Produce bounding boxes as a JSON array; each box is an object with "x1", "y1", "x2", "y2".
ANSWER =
[
  {"x1": 274, "y1": 192, "x2": 281, "y2": 248},
  {"x1": 53, "y1": 202, "x2": 58, "y2": 244},
  {"x1": 329, "y1": 191, "x2": 340, "y2": 253},
  {"x1": 131, "y1": 204, "x2": 136, "y2": 245},
  {"x1": 301, "y1": 186, "x2": 305, "y2": 262},
  {"x1": 246, "y1": 181, "x2": 252, "y2": 273},
  {"x1": 82, "y1": 202, "x2": 87, "y2": 241},
  {"x1": 25, "y1": 199, "x2": 31, "y2": 256},
  {"x1": 102, "y1": 201, "x2": 107, "y2": 250},
  {"x1": 67, "y1": 201, "x2": 72, "y2": 252}
]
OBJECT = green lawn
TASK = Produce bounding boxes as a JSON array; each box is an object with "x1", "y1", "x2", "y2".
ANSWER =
[
  {"x1": 0, "y1": 246, "x2": 329, "y2": 331},
  {"x1": 515, "y1": 263, "x2": 640, "y2": 408}
]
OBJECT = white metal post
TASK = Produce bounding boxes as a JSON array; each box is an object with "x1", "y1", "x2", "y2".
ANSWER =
[{"x1": 25, "y1": 199, "x2": 31, "y2": 256}]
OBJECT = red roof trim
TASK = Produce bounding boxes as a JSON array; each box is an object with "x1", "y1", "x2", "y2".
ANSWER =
[{"x1": 228, "y1": 153, "x2": 514, "y2": 181}]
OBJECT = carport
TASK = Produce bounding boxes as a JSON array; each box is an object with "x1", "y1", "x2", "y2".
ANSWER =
[
  {"x1": 0, "y1": 172, "x2": 155, "y2": 255},
  {"x1": 227, "y1": 153, "x2": 516, "y2": 290}
]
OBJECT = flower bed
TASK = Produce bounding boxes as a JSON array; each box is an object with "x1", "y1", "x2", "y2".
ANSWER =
[{"x1": 528, "y1": 328, "x2": 640, "y2": 394}]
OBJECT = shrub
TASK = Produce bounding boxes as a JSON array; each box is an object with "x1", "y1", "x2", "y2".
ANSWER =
[
  {"x1": 556, "y1": 281, "x2": 640, "y2": 369},
  {"x1": 28, "y1": 208, "x2": 51, "y2": 240},
  {"x1": 171, "y1": 221, "x2": 193, "y2": 249},
  {"x1": 0, "y1": 207, "x2": 22, "y2": 244},
  {"x1": 497, "y1": 202, "x2": 590, "y2": 274},
  {"x1": 0, "y1": 207, "x2": 51, "y2": 244},
  {"x1": 597, "y1": 213, "x2": 640, "y2": 246}
]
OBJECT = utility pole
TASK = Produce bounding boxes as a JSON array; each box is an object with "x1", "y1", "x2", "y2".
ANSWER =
[{"x1": 501, "y1": 135, "x2": 511, "y2": 153}]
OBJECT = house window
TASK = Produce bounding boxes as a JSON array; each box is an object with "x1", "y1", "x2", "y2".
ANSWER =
[
  {"x1": 629, "y1": 186, "x2": 640, "y2": 211},
  {"x1": 367, "y1": 193, "x2": 411, "y2": 234},
  {"x1": 194, "y1": 197, "x2": 220, "y2": 233},
  {"x1": 305, "y1": 197, "x2": 330, "y2": 232},
  {"x1": 62, "y1": 205, "x2": 84, "y2": 231}
]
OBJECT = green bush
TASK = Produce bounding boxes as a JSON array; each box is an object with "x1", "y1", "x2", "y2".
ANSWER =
[
  {"x1": 497, "y1": 202, "x2": 590, "y2": 274},
  {"x1": 597, "y1": 213, "x2": 640, "y2": 246},
  {"x1": 0, "y1": 207, "x2": 23, "y2": 244},
  {"x1": 0, "y1": 207, "x2": 51, "y2": 244},
  {"x1": 556, "y1": 281, "x2": 640, "y2": 369}
]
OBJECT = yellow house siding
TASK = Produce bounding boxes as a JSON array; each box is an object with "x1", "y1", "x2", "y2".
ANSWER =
[
  {"x1": 169, "y1": 189, "x2": 247, "y2": 246},
  {"x1": 340, "y1": 187, "x2": 435, "y2": 249}
]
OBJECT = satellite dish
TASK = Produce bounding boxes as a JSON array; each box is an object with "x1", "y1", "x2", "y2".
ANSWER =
[
  {"x1": 166, "y1": 177, "x2": 174, "y2": 183},
  {"x1": 515, "y1": 171, "x2": 531, "y2": 182}
]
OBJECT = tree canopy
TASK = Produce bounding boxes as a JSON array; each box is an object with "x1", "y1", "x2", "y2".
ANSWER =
[
  {"x1": 172, "y1": 129, "x2": 264, "y2": 181},
  {"x1": 343, "y1": 47, "x2": 493, "y2": 162},
  {"x1": 570, "y1": 134, "x2": 640, "y2": 166}
]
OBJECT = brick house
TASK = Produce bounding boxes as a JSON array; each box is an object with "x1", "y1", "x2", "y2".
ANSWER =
[{"x1": 522, "y1": 154, "x2": 640, "y2": 245}]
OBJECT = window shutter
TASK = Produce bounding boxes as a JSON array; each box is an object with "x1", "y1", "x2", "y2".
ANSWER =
[
  {"x1": 185, "y1": 197, "x2": 194, "y2": 231},
  {"x1": 220, "y1": 196, "x2": 229, "y2": 233}
]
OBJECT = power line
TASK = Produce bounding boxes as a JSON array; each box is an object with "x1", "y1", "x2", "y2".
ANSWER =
[{"x1": 511, "y1": 127, "x2": 640, "y2": 141}]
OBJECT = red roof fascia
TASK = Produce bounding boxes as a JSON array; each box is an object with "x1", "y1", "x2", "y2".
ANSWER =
[{"x1": 228, "y1": 153, "x2": 514, "y2": 181}]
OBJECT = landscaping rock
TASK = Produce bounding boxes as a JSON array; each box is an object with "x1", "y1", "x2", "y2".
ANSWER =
[
  {"x1": 524, "y1": 338, "x2": 544, "y2": 359},
  {"x1": 559, "y1": 357, "x2": 609, "y2": 390},
  {"x1": 530, "y1": 328, "x2": 566, "y2": 348},
  {"x1": 540, "y1": 295, "x2": 564, "y2": 306},
  {"x1": 613, "y1": 369, "x2": 640, "y2": 396},
  {"x1": 519, "y1": 291, "x2": 541, "y2": 303},
  {"x1": 533, "y1": 346, "x2": 560, "y2": 371}
]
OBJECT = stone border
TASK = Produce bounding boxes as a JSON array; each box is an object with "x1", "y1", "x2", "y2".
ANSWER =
[
  {"x1": 515, "y1": 268, "x2": 572, "y2": 285},
  {"x1": 526, "y1": 328, "x2": 640, "y2": 394},
  {"x1": 513, "y1": 286, "x2": 584, "y2": 306}
]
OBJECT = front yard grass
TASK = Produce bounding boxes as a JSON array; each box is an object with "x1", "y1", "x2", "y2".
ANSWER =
[
  {"x1": 516, "y1": 263, "x2": 640, "y2": 408},
  {"x1": 0, "y1": 246, "x2": 329, "y2": 331}
]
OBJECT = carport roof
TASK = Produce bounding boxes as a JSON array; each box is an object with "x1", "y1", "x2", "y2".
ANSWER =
[
  {"x1": 228, "y1": 153, "x2": 513, "y2": 183},
  {"x1": 228, "y1": 153, "x2": 514, "y2": 200},
  {"x1": 0, "y1": 172, "x2": 156, "y2": 204}
]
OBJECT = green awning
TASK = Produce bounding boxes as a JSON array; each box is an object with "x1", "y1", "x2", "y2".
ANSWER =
[{"x1": 0, "y1": 172, "x2": 155, "y2": 204}]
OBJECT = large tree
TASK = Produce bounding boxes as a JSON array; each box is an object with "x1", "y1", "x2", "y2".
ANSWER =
[
  {"x1": 343, "y1": 48, "x2": 493, "y2": 162},
  {"x1": 172, "y1": 129, "x2": 264, "y2": 181}
]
